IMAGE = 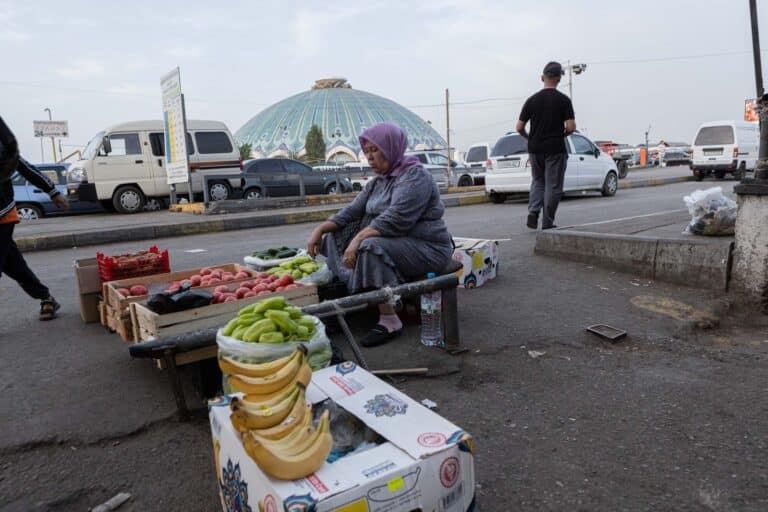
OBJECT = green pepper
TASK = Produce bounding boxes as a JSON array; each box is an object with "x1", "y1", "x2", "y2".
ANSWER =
[
  {"x1": 259, "y1": 331, "x2": 285, "y2": 343},
  {"x1": 279, "y1": 261, "x2": 293, "y2": 270},
  {"x1": 297, "y1": 316, "x2": 316, "y2": 331},
  {"x1": 292, "y1": 256, "x2": 312, "y2": 265},
  {"x1": 295, "y1": 325, "x2": 310, "y2": 340},
  {"x1": 265, "y1": 309, "x2": 297, "y2": 334},
  {"x1": 291, "y1": 269, "x2": 303, "y2": 280},
  {"x1": 222, "y1": 318, "x2": 239, "y2": 336},
  {"x1": 238, "y1": 304, "x2": 257, "y2": 316},
  {"x1": 299, "y1": 263, "x2": 318, "y2": 274},
  {"x1": 285, "y1": 306, "x2": 303, "y2": 319},
  {"x1": 242, "y1": 319, "x2": 277, "y2": 343},
  {"x1": 231, "y1": 325, "x2": 247, "y2": 340},
  {"x1": 253, "y1": 296, "x2": 286, "y2": 314},
  {"x1": 237, "y1": 313, "x2": 259, "y2": 327}
]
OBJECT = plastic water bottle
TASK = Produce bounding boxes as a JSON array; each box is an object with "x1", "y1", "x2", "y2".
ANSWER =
[{"x1": 420, "y1": 272, "x2": 443, "y2": 347}]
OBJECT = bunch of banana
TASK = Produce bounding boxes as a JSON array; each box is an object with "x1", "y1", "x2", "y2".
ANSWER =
[{"x1": 242, "y1": 409, "x2": 333, "y2": 480}]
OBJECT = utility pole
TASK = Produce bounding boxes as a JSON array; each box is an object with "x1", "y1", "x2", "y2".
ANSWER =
[
  {"x1": 567, "y1": 60, "x2": 573, "y2": 99},
  {"x1": 445, "y1": 88, "x2": 451, "y2": 186},
  {"x1": 749, "y1": 0, "x2": 768, "y2": 181},
  {"x1": 44, "y1": 107, "x2": 57, "y2": 162}
]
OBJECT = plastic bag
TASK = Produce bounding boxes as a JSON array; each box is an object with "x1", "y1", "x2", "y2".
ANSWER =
[
  {"x1": 683, "y1": 187, "x2": 737, "y2": 236},
  {"x1": 216, "y1": 315, "x2": 332, "y2": 370},
  {"x1": 243, "y1": 249, "x2": 308, "y2": 271},
  {"x1": 298, "y1": 263, "x2": 333, "y2": 286}
]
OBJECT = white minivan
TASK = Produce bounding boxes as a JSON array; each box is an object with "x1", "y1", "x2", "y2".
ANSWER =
[
  {"x1": 691, "y1": 120, "x2": 758, "y2": 180},
  {"x1": 68, "y1": 120, "x2": 242, "y2": 213}
]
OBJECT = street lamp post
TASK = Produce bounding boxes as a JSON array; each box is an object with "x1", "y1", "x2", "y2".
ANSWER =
[
  {"x1": 566, "y1": 62, "x2": 587, "y2": 101},
  {"x1": 749, "y1": 0, "x2": 768, "y2": 181},
  {"x1": 43, "y1": 107, "x2": 57, "y2": 162}
]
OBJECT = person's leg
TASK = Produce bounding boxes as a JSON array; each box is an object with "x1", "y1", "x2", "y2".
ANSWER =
[
  {"x1": 542, "y1": 153, "x2": 567, "y2": 229},
  {"x1": 527, "y1": 154, "x2": 545, "y2": 228}
]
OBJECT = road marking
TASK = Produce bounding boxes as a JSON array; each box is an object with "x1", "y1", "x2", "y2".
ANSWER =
[
  {"x1": 559, "y1": 209, "x2": 687, "y2": 229},
  {"x1": 184, "y1": 249, "x2": 207, "y2": 253}
]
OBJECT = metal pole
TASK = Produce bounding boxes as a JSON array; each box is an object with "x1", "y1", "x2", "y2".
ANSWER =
[
  {"x1": 750, "y1": 0, "x2": 768, "y2": 181},
  {"x1": 567, "y1": 60, "x2": 573, "y2": 99},
  {"x1": 445, "y1": 88, "x2": 451, "y2": 187},
  {"x1": 44, "y1": 107, "x2": 57, "y2": 162},
  {"x1": 40, "y1": 138, "x2": 44, "y2": 162}
]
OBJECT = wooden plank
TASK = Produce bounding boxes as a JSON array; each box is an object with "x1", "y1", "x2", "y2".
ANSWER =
[
  {"x1": 98, "y1": 300, "x2": 107, "y2": 326},
  {"x1": 175, "y1": 346, "x2": 218, "y2": 366},
  {"x1": 132, "y1": 285, "x2": 318, "y2": 341}
]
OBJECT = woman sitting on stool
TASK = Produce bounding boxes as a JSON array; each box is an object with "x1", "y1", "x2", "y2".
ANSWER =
[{"x1": 307, "y1": 123, "x2": 454, "y2": 347}]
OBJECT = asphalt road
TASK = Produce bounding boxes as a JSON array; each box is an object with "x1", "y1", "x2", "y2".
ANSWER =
[{"x1": 1, "y1": 180, "x2": 766, "y2": 511}]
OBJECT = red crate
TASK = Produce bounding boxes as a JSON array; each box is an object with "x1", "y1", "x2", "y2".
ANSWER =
[{"x1": 97, "y1": 246, "x2": 170, "y2": 283}]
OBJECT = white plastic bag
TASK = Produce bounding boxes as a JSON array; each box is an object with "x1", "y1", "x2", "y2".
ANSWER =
[
  {"x1": 297, "y1": 263, "x2": 333, "y2": 286},
  {"x1": 216, "y1": 315, "x2": 332, "y2": 370},
  {"x1": 243, "y1": 249, "x2": 308, "y2": 271},
  {"x1": 683, "y1": 187, "x2": 737, "y2": 236}
]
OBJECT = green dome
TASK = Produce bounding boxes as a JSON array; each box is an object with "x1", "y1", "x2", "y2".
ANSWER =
[{"x1": 235, "y1": 78, "x2": 446, "y2": 162}]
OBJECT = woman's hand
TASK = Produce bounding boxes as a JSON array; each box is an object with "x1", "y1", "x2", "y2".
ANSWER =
[
  {"x1": 307, "y1": 229, "x2": 323, "y2": 258},
  {"x1": 342, "y1": 238, "x2": 361, "y2": 268}
]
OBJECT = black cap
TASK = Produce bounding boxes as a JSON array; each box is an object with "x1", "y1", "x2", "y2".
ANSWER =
[{"x1": 543, "y1": 61, "x2": 564, "y2": 77}]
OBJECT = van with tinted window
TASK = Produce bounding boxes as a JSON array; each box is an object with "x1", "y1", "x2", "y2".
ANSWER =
[
  {"x1": 691, "y1": 120, "x2": 758, "y2": 180},
  {"x1": 68, "y1": 120, "x2": 242, "y2": 213}
]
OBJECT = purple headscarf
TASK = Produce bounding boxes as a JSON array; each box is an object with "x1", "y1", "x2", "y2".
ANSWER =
[{"x1": 358, "y1": 123, "x2": 421, "y2": 177}]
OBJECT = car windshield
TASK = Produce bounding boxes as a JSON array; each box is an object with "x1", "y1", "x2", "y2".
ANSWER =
[
  {"x1": 491, "y1": 135, "x2": 527, "y2": 157},
  {"x1": 466, "y1": 146, "x2": 487, "y2": 162},
  {"x1": 82, "y1": 131, "x2": 105, "y2": 160},
  {"x1": 694, "y1": 126, "x2": 734, "y2": 145}
]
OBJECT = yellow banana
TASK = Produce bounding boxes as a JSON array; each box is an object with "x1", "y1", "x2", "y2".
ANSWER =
[
  {"x1": 229, "y1": 352, "x2": 306, "y2": 395},
  {"x1": 251, "y1": 402, "x2": 312, "y2": 440},
  {"x1": 232, "y1": 383, "x2": 303, "y2": 414},
  {"x1": 260, "y1": 410, "x2": 330, "y2": 458},
  {"x1": 243, "y1": 414, "x2": 333, "y2": 480},
  {"x1": 237, "y1": 362, "x2": 312, "y2": 400},
  {"x1": 219, "y1": 347, "x2": 306, "y2": 378},
  {"x1": 230, "y1": 387, "x2": 304, "y2": 432}
]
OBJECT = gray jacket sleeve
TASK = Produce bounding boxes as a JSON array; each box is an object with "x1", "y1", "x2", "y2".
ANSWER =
[
  {"x1": 369, "y1": 168, "x2": 431, "y2": 237},
  {"x1": 328, "y1": 179, "x2": 372, "y2": 227}
]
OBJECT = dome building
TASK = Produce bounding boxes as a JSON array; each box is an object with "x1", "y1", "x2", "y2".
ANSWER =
[{"x1": 235, "y1": 78, "x2": 446, "y2": 163}]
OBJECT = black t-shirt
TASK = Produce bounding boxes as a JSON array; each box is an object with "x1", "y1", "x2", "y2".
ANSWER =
[{"x1": 518, "y1": 89, "x2": 575, "y2": 154}]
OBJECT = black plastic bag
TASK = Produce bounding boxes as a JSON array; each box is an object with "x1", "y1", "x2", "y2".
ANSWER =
[{"x1": 146, "y1": 283, "x2": 213, "y2": 314}]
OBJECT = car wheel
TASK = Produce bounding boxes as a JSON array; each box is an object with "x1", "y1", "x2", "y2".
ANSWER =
[
  {"x1": 490, "y1": 192, "x2": 506, "y2": 204},
  {"x1": 326, "y1": 183, "x2": 338, "y2": 195},
  {"x1": 208, "y1": 181, "x2": 231, "y2": 201},
  {"x1": 733, "y1": 162, "x2": 746, "y2": 180},
  {"x1": 617, "y1": 160, "x2": 628, "y2": 179},
  {"x1": 17, "y1": 204, "x2": 43, "y2": 220},
  {"x1": 112, "y1": 185, "x2": 146, "y2": 214},
  {"x1": 601, "y1": 171, "x2": 618, "y2": 197},
  {"x1": 693, "y1": 169, "x2": 704, "y2": 181},
  {"x1": 458, "y1": 175, "x2": 473, "y2": 187},
  {"x1": 714, "y1": 169, "x2": 726, "y2": 180},
  {"x1": 144, "y1": 198, "x2": 164, "y2": 212},
  {"x1": 244, "y1": 188, "x2": 263, "y2": 200},
  {"x1": 352, "y1": 183, "x2": 362, "y2": 192}
]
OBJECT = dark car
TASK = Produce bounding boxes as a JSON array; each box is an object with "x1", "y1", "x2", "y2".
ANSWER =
[
  {"x1": 12, "y1": 163, "x2": 103, "y2": 220},
  {"x1": 241, "y1": 158, "x2": 352, "y2": 199},
  {"x1": 662, "y1": 150, "x2": 691, "y2": 167}
]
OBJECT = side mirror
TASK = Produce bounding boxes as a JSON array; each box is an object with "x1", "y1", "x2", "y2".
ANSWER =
[
  {"x1": 102, "y1": 136, "x2": 112, "y2": 155},
  {"x1": 450, "y1": 160, "x2": 457, "y2": 167},
  {"x1": 593, "y1": 148, "x2": 600, "y2": 158}
]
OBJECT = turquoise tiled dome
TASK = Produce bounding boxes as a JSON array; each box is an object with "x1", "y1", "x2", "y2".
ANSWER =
[{"x1": 235, "y1": 78, "x2": 446, "y2": 162}]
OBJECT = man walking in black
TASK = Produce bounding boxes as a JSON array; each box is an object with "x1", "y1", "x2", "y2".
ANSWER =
[{"x1": 516, "y1": 61, "x2": 576, "y2": 229}]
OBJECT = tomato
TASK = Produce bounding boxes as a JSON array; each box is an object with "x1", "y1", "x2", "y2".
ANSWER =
[
  {"x1": 224, "y1": 296, "x2": 237, "y2": 303},
  {"x1": 190, "y1": 275, "x2": 202, "y2": 286},
  {"x1": 200, "y1": 268, "x2": 213, "y2": 276},
  {"x1": 257, "y1": 290, "x2": 271, "y2": 296},
  {"x1": 235, "y1": 287, "x2": 250, "y2": 299},
  {"x1": 243, "y1": 291, "x2": 257, "y2": 298}
]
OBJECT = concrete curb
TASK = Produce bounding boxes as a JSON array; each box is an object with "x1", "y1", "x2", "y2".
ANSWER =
[
  {"x1": 618, "y1": 175, "x2": 693, "y2": 189},
  {"x1": 534, "y1": 230, "x2": 733, "y2": 290}
]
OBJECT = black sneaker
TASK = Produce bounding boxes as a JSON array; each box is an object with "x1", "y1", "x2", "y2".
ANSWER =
[
  {"x1": 39, "y1": 297, "x2": 61, "y2": 321},
  {"x1": 526, "y1": 213, "x2": 539, "y2": 229},
  {"x1": 542, "y1": 224, "x2": 558, "y2": 230}
]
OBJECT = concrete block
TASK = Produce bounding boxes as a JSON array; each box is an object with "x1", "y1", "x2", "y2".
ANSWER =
[
  {"x1": 535, "y1": 231, "x2": 657, "y2": 277},
  {"x1": 731, "y1": 194, "x2": 768, "y2": 300},
  {"x1": 654, "y1": 239, "x2": 732, "y2": 290}
]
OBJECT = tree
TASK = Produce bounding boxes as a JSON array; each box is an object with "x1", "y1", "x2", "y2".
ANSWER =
[
  {"x1": 304, "y1": 125, "x2": 326, "y2": 164},
  {"x1": 238, "y1": 142, "x2": 252, "y2": 160}
]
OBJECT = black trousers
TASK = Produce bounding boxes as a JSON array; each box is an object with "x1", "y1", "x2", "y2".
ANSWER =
[
  {"x1": 528, "y1": 153, "x2": 567, "y2": 229},
  {"x1": 0, "y1": 223, "x2": 49, "y2": 300}
]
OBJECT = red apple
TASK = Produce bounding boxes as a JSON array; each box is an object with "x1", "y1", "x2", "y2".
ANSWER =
[
  {"x1": 243, "y1": 291, "x2": 257, "y2": 298},
  {"x1": 130, "y1": 284, "x2": 148, "y2": 296},
  {"x1": 116, "y1": 287, "x2": 131, "y2": 297},
  {"x1": 190, "y1": 275, "x2": 202, "y2": 286},
  {"x1": 200, "y1": 267, "x2": 213, "y2": 276},
  {"x1": 235, "y1": 287, "x2": 250, "y2": 299}
]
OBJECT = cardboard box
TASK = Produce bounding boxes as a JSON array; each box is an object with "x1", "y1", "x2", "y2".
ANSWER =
[
  {"x1": 452, "y1": 238, "x2": 499, "y2": 289},
  {"x1": 74, "y1": 258, "x2": 102, "y2": 323},
  {"x1": 209, "y1": 364, "x2": 476, "y2": 512}
]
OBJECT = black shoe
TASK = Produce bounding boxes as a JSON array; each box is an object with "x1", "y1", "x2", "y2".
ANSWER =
[
  {"x1": 526, "y1": 213, "x2": 539, "y2": 229},
  {"x1": 39, "y1": 297, "x2": 60, "y2": 321},
  {"x1": 360, "y1": 324, "x2": 403, "y2": 347},
  {"x1": 542, "y1": 224, "x2": 558, "y2": 230}
]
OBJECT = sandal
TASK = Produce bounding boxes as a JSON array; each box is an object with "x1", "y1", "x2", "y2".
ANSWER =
[
  {"x1": 360, "y1": 324, "x2": 403, "y2": 348},
  {"x1": 39, "y1": 298, "x2": 61, "y2": 321}
]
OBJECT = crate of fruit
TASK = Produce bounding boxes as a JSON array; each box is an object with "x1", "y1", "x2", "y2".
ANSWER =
[
  {"x1": 243, "y1": 246, "x2": 307, "y2": 270},
  {"x1": 97, "y1": 246, "x2": 170, "y2": 283},
  {"x1": 130, "y1": 281, "x2": 318, "y2": 343}
]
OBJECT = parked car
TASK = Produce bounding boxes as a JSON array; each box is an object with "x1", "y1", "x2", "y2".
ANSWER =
[
  {"x1": 405, "y1": 150, "x2": 481, "y2": 187},
  {"x1": 241, "y1": 158, "x2": 352, "y2": 198},
  {"x1": 661, "y1": 150, "x2": 691, "y2": 167},
  {"x1": 691, "y1": 120, "x2": 758, "y2": 180},
  {"x1": 484, "y1": 132, "x2": 619, "y2": 203},
  {"x1": 12, "y1": 163, "x2": 104, "y2": 220},
  {"x1": 342, "y1": 162, "x2": 375, "y2": 191},
  {"x1": 463, "y1": 142, "x2": 492, "y2": 184},
  {"x1": 68, "y1": 120, "x2": 242, "y2": 213}
]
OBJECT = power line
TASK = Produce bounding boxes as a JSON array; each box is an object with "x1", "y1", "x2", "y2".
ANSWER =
[{"x1": 587, "y1": 49, "x2": 761, "y2": 65}]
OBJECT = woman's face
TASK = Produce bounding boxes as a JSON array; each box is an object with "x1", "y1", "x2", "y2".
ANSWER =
[{"x1": 363, "y1": 140, "x2": 390, "y2": 174}]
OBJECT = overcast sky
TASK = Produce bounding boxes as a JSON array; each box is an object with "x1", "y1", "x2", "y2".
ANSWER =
[{"x1": 0, "y1": 0, "x2": 763, "y2": 162}]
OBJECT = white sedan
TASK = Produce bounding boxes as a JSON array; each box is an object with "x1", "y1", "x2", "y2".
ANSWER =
[{"x1": 484, "y1": 132, "x2": 619, "y2": 203}]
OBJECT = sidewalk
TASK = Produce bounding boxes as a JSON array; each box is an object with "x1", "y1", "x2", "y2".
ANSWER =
[
  {"x1": 534, "y1": 209, "x2": 734, "y2": 290},
  {"x1": 14, "y1": 168, "x2": 693, "y2": 252}
]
